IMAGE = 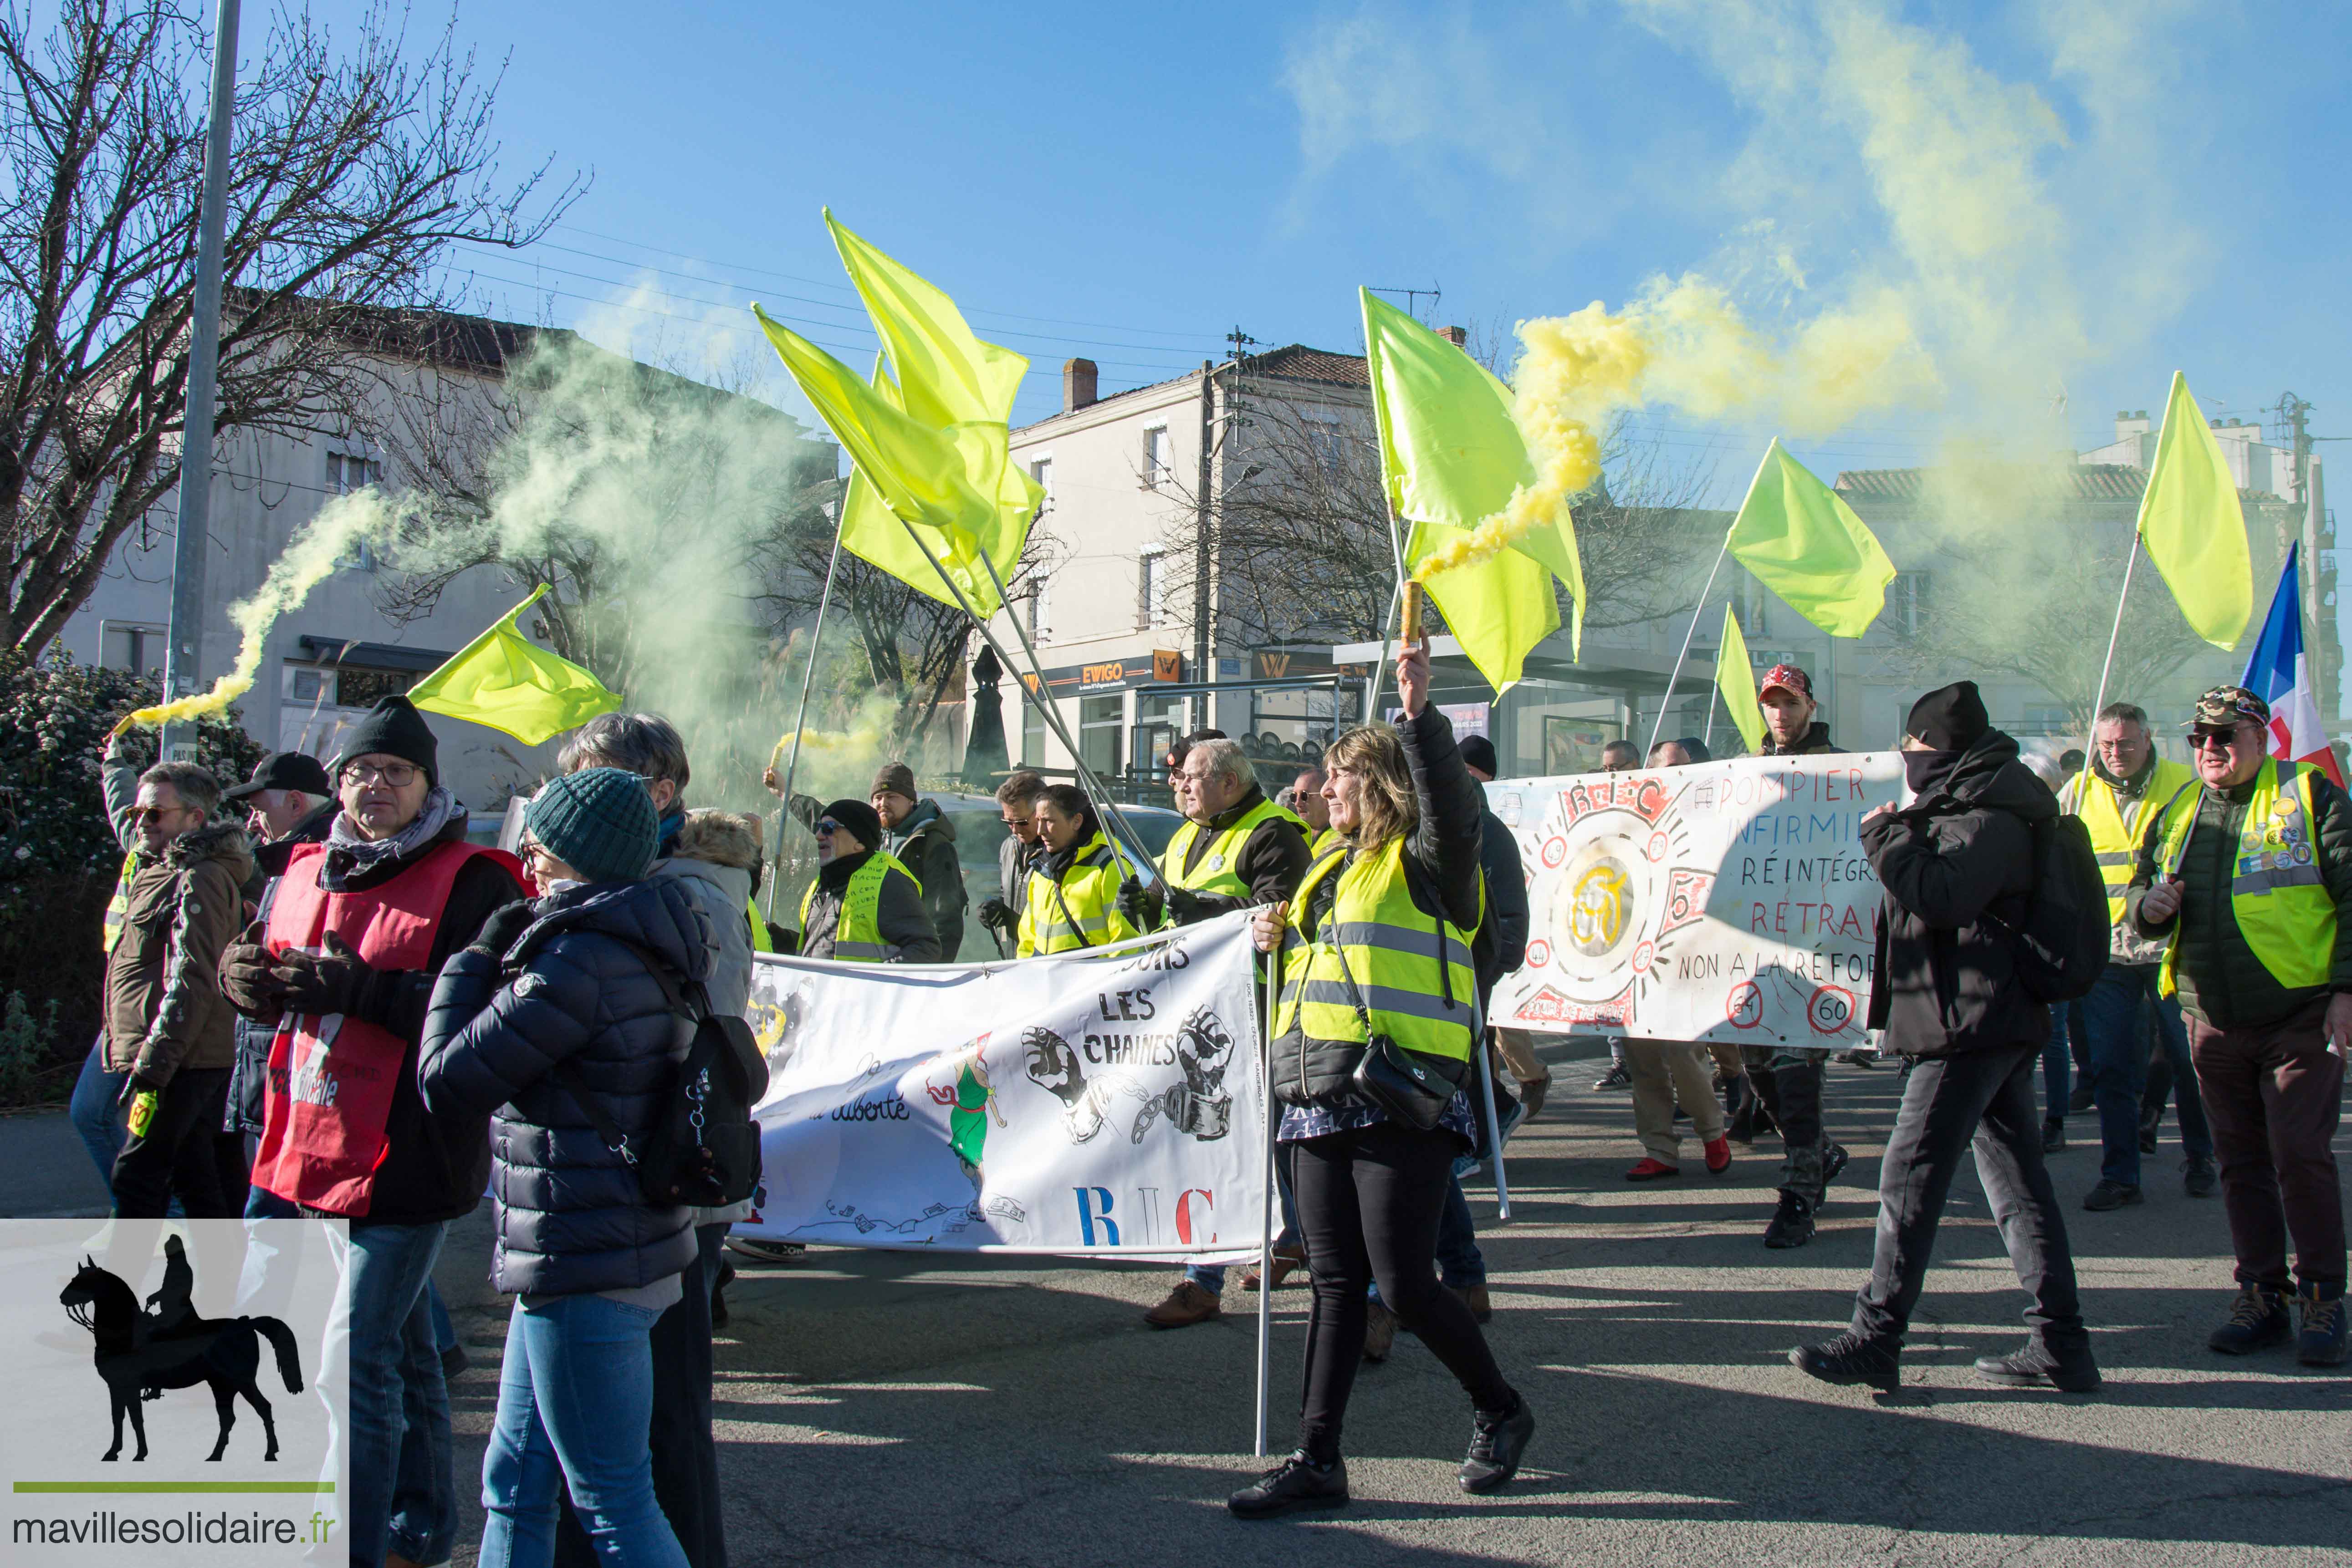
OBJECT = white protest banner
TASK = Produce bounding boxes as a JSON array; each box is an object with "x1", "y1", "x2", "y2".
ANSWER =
[
  {"x1": 732, "y1": 911, "x2": 1267, "y2": 1258},
  {"x1": 1487, "y1": 752, "x2": 1903, "y2": 1046}
]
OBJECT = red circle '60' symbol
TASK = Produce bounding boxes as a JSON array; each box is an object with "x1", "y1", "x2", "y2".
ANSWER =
[{"x1": 1810, "y1": 985, "x2": 1856, "y2": 1034}]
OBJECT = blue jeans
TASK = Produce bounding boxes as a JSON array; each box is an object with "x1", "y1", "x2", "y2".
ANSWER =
[
  {"x1": 339, "y1": 1220, "x2": 455, "y2": 1568},
  {"x1": 1187, "y1": 1158, "x2": 1303, "y2": 1294},
  {"x1": 481, "y1": 1292, "x2": 687, "y2": 1568},
  {"x1": 2083, "y1": 963, "x2": 2213, "y2": 1187},
  {"x1": 2042, "y1": 1007, "x2": 2072, "y2": 1124},
  {"x1": 68, "y1": 1034, "x2": 125, "y2": 1189},
  {"x1": 1370, "y1": 1175, "x2": 1486, "y2": 1302}
]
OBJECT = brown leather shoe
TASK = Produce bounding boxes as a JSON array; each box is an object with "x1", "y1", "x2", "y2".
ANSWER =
[
  {"x1": 1451, "y1": 1284, "x2": 1493, "y2": 1323},
  {"x1": 1240, "y1": 1248, "x2": 1307, "y2": 1292},
  {"x1": 1363, "y1": 1301, "x2": 1398, "y2": 1362},
  {"x1": 1144, "y1": 1279, "x2": 1222, "y2": 1329},
  {"x1": 1516, "y1": 1076, "x2": 1549, "y2": 1121}
]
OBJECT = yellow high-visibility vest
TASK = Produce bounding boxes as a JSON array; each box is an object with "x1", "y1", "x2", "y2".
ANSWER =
[
  {"x1": 1271, "y1": 837, "x2": 1479, "y2": 1063},
  {"x1": 1160, "y1": 797, "x2": 1306, "y2": 902},
  {"x1": 2152, "y1": 758, "x2": 2336, "y2": 996},
  {"x1": 1018, "y1": 833, "x2": 1139, "y2": 955},
  {"x1": 2071, "y1": 758, "x2": 2196, "y2": 924},
  {"x1": 800, "y1": 851, "x2": 923, "y2": 962}
]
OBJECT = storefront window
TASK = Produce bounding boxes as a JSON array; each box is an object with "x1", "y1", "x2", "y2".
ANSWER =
[{"x1": 1080, "y1": 695, "x2": 1123, "y2": 777}]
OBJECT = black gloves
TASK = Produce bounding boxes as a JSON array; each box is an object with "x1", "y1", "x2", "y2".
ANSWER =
[
  {"x1": 272, "y1": 933, "x2": 386, "y2": 1020},
  {"x1": 976, "y1": 897, "x2": 1016, "y2": 935},
  {"x1": 1116, "y1": 879, "x2": 1165, "y2": 928},
  {"x1": 467, "y1": 900, "x2": 537, "y2": 961},
  {"x1": 1163, "y1": 885, "x2": 1206, "y2": 926},
  {"x1": 219, "y1": 920, "x2": 289, "y2": 1023}
]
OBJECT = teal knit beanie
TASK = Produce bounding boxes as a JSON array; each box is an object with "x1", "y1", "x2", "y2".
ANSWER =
[{"x1": 526, "y1": 767, "x2": 660, "y2": 884}]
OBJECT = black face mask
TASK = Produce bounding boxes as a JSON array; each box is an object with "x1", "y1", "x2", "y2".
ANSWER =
[{"x1": 1903, "y1": 748, "x2": 1963, "y2": 796}]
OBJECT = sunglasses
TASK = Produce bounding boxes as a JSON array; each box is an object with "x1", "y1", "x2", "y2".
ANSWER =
[
  {"x1": 2188, "y1": 726, "x2": 2250, "y2": 751},
  {"x1": 815, "y1": 819, "x2": 842, "y2": 835}
]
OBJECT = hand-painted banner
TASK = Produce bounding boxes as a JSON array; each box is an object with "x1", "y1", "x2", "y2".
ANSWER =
[
  {"x1": 1486, "y1": 753, "x2": 1903, "y2": 1046},
  {"x1": 732, "y1": 913, "x2": 1267, "y2": 1257}
]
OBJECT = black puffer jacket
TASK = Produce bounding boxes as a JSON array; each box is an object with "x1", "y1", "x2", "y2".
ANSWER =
[
  {"x1": 1861, "y1": 730, "x2": 2051, "y2": 1057},
  {"x1": 419, "y1": 876, "x2": 713, "y2": 1297},
  {"x1": 887, "y1": 799, "x2": 966, "y2": 960}
]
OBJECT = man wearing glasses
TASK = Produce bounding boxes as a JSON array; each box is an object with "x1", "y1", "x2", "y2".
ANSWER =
[
  {"x1": 220, "y1": 694, "x2": 529, "y2": 1567},
  {"x1": 977, "y1": 771, "x2": 1048, "y2": 952},
  {"x1": 2127, "y1": 685, "x2": 2352, "y2": 1368}
]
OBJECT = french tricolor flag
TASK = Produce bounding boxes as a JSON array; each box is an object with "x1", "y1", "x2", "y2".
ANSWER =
[{"x1": 2241, "y1": 542, "x2": 2345, "y2": 787}]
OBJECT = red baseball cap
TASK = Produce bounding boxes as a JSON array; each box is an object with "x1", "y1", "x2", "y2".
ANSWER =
[{"x1": 1759, "y1": 664, "x2": 1814, "y2": 701}]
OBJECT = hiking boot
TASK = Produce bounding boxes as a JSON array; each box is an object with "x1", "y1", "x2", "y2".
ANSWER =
[
  {"x1": 2297, "y1": 1285, "x2": 2348, "y2": 1367},
  {"x1": 2082, "y1": 1180, "x2": 2144, "y2": 1212},
  {"x1": 1593, "y1": 1064, "x2": 1631, "y2": 1091},
  {"x1": 1451, "y1": 1284, "x2": 1492, "y2": 1324},
  {"x1": 1516, "y1": 1075, "x2": 1550, "y2": 1122},
  {"x1": 1241, "y1": 1247, "x2": 1307, "y2": 1292},
  {"x1": 1790, "y1": 1331, "x2": 1900, "y2": 1392},
  {"x1": 2183, "y1": 1155, "x2": 2218, "y2": 1199},
  {"x1": 1821, "y1": 1143, "x2": 1850, "y2": 1188},
  {"x1": 1362, "y1": 1300, "x2": 1398, "y2": 1362},
  {"x1": 1764, "y1": 1190, "x2": 1816, "y2": 1249},
  {"x1": 1726, "y1": 1099, "x2": 1759, "y2": 1146},
  {"x1": 1143, "y1": 1280, "x2": 1221, "y2": 1330},
  {"x1": 1458, "y1": 1395, "x2": 1535, "y2": 1493},
  {"x1": 1974, "y1": 1340, "x2": 2101, "y2": 1393},
  {"x1": 1228, "y1": 1452, "x2": 1348, "y2": 1519},
  {"x1": 2208, "y1": 1286, "x2": 2291, "y2": 1354},
  {"x1": 2042, "y1": 1118, "x2": 2065, "y2": 1155},
  {"x1": 1704, "y1": 1135, "x2": 1733, "y2": 1175},
  {"x1": 1626, "y1": 1158, "x2": 1680, "y2": 1181}
]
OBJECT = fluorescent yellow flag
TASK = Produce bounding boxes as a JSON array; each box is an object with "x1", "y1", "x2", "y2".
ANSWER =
[
  {"x1": 753, "y1": 306, "x2": 1008, "y2": 616},
  {"x1": 834, "y1": 356, "x2": 1015, "y2": 617},
  {"x1": 1362, "y1": 288, "x2": 1579, "y2": 683},
  {"x1": 1726, "y1": 439, "x2": 1897, "y2": 639},
  {"x1": 827, "y1": 210, "x2": 1028, "y2": 429},
  {"x1": 2137, "y1": 370, "x2": 2253, "y2": 650},
  {"x1": 1406, "y1": 520, "x2": 1559, "y2": 695},
  {"x1": 1715, "y1": 603, "x2": 1765, "y2": 756},
  {"x1": 407, "y1": 585, "x2": 622, "y2": 746}
]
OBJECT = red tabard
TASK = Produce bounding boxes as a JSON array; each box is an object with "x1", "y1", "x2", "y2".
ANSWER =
[{"x1": 248, "y1": 839, "x2": 523, "y2": 1216}]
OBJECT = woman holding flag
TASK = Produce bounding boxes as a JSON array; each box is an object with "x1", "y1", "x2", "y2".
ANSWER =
[{"x1": 1228, "y1": 637, "x2": 1533, "y2": 1518}]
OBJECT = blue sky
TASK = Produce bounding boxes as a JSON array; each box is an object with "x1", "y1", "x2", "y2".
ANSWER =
[{"x1": 321, "y1": 0, "x2": 2349, "y2": 500}]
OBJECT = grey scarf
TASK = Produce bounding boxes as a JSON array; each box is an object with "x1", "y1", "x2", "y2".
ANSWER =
[{"x1": 327, "y1": 787, "x2": 465, "y2": 873}]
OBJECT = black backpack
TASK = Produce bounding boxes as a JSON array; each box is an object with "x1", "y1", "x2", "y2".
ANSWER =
[
  {"x1": 1991, "y1": 810, "x2": 2111, "y2": 1003},
  {"x1": 554, "y1": 946, "x2": 769, "y2": 1209}
]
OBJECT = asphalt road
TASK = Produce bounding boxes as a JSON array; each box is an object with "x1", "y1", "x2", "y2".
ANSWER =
[{"x1": 403, "y1": 1051, "x2": 2347, "y2": 1567}]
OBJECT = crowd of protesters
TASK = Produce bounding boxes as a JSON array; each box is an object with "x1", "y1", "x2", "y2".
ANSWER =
[{"x1": 66, "y1": 629, "x2": 2348, "y2": 1552}]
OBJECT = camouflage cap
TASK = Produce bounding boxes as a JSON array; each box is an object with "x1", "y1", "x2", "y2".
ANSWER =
[
  {"x1": 1759, "y1": 663, "x2": 1814, "y2": 700},
  {"x1": 2188, "y1": 685, "x2": 2270, "y2": 728}
]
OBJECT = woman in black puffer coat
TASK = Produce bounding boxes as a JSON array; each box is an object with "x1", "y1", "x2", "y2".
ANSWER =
[{"x1": 419, "y1": 766, "x2": 711, "y2": 1568}]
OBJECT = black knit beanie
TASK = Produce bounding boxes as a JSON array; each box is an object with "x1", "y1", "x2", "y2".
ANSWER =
[
  {"x1": 1905, "y1": 681, "x2": 1990, "y2": 752},
  {"x1": 819, "y1": 797, "x2": 884, "y2": 853},
  {"x1": 332, "y1": 696, "x2": 440, "y2": 787}
]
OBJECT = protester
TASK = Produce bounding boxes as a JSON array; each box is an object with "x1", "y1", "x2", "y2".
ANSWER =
[
  {"x1": 787, "y1": 797, "x2": 940, "y2": 963},
  {"x1": 977, "y1": 771, "x2": 1048, "y2": 951},
  {"x1": 873, "y1": 761, "x2": 966, "y2": 960},
  {"x1": 219, "y1": 751, "x2": 338, "y2": 1210},
  {"x1": 1793, "y1": 680, "x2": 2097, "y2": 1394},
  {"x1": 1744, "y1": 664, "x2": 1851, "y2": 1246},
  {"x1": 1124, "y1": 736, "x2": 1311, "y2": 1328},
  {"x1": 418, "y1": 767, "x2": 700, "y2": 1567},
  {"x1": 1292, "y1": 766, "x2": 1337, "y2": 853},
  {"x1": 555, "y1": 711, "x2": 767, "y2": 1567},
  {"x1": 103, "y1": 761, "x2": 251, "y2": 1219},
  {"x1": 2127, "y1": 685, "x2": 2351, "y2": 1368},
  {"x1": 68, "y1": 731, "x2": 161, "y2": 1192},
  {"x1": 219, "y1": 695, "x2": 529, "y2": 1568},
  {"x1": 1229, "y1": 638, "x2": 1531, "y2": 1517},
  {"x1": 1017, "y1": 786, "x2": 1141, "y2": 955},
  {"x1": 1599, "y1": 740, "x2": 1639, "y2": 773},
  {"x1": 2061, "y1": 702, "x2": 2214, "y2": 1209}
]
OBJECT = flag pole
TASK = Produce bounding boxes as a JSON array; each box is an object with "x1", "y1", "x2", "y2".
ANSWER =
[
  {"x1": 766, "y1": 516, "x2": 845, "y2": 922},
  {"x1": 1473, "y1": 1020, "x2": 1511, "y2": 1219},
  {"x1": 1253, "y1": 931, "x2": 1281, "y2": 1458},
  {"x1": 1366, "y1": 500, "x2": 1413, "y2": 723},
  {"x1": 1648, "y1": 534, "x2": 1732, "y2": 758},
  {"x1": 2081, "y1": 531, "x2": 2142, "y2": 795}
]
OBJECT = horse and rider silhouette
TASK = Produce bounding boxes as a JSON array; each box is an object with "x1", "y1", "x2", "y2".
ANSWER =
[{"x1": 57, "y1": 1236, "x2": 304, "y2": 1463}]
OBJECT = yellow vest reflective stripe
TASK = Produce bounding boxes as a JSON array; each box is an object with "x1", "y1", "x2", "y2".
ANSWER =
[
  {"x1": 799, "y1": 851, "x2": 922, "y2": 962},
  {"x1": 1019, "y1": 834, "x2": 1133, "y2": 955},
  {"x1": 101, "y1": 849, "x2": 141, "y2": 952},
  {"x1": 1160, "y1": 797, "x2": 1307, "y2": 901},
  {"x1": 746, "y1": 892, "x2": 773, "y2": 954},
  {"x1": 2074, "y1": 759, "x2": 2196, "y2": 924},
  {"x1": 2153, "y1": 759, "x2": 2335, "y2": 997},
  {"x1": 1271, "y1": 837, "x2": 1478, "y2": 1062}
]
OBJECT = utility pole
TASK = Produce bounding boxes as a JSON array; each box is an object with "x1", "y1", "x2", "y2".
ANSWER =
[
  {"x1": 1189, "y1": 328, "x2": 1257, "y2": 734},
  {"x1": 159, "y1": 0, "x2": 242, "y2": 762}
]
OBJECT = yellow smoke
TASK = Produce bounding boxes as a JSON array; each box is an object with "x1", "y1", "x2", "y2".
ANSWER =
[
  {"x1": 1417, "y1": 275, "x2": 1935, "y2": 581},
  {"x1": 118, "y1": 491, "x2": 401, "y2": 732},
  {"x1": 764, "y1": 687, "x2": 904, "y2": 804}
]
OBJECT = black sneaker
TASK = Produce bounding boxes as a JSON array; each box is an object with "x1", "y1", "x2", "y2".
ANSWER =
[
  {"x1": 2082, "y1": 1180, "x2": 2143, "y2": 1212},
  {"x1": 1593, "y1": 1064, "x2": 1631, "y2": 1091},
  {"x1": 1458, "y1": 1397, "x2": 1535, "y2": 1494},
  {"x1": 725, "y1": 1237, "x2": 807, "y2": 1265},
  {"x1": 1790, "y1": 1332, "x2": 1900, "y2": 1392},
  {"x1": 1821, "y1": 1143, "x2": 1850, "y2": 1188},
  {"x1": 2068, "y1": 1083, "x2": 2095, "y2": 1113},
  {"x1": 2042, "y1": 1118, "x2": 2065, "y2": 1155},
  {"x1": 1764, "y1": 1189, "x2": 1816, "y2": 1249},
  {"x1": 2208, "y1": 1286, "x2": 2291, "y2": 1354},
  {"x1": 2183, "y1": 1155, "x2": 2217, "y2": 1199},
  {"x1": 2296, "y1": 1285, "x2": 2348, "y2": 1368},
  {"x1": 1974, "y1": 1340, "x2": 2101, "y2": 1393},
  {"x1": 1228, "y1": 1452, "x2": 1349, "y2": 1518}
]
